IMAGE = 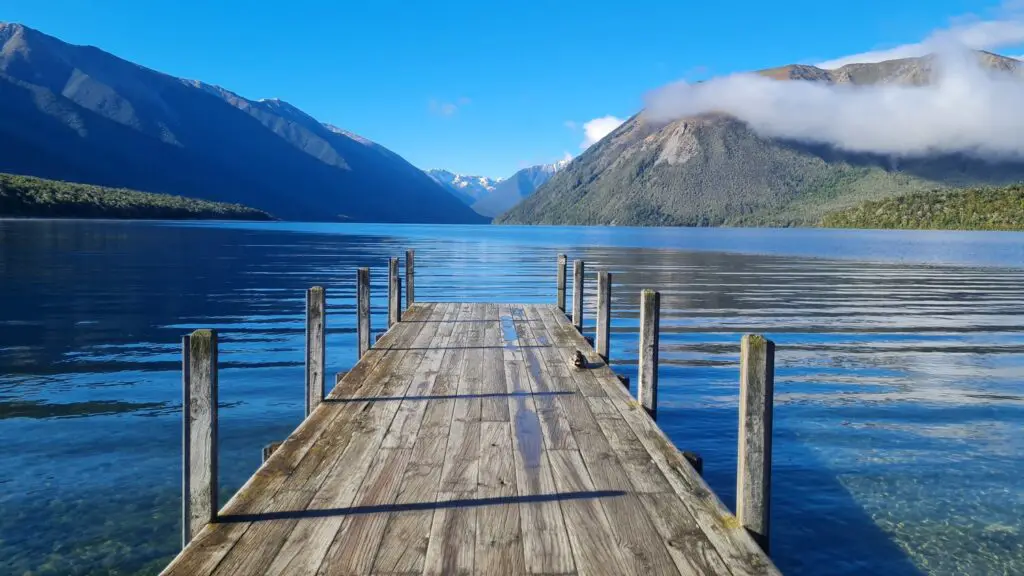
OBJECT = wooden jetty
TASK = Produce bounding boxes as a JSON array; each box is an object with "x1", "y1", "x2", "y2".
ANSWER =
[{"x1": 164, "y1": 252, "x2": 780, "y2": 575}]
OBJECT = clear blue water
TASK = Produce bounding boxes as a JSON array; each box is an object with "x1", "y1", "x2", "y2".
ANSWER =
[{"x1": 1, "y1": 220, "x2": 1022, "y2": 575}]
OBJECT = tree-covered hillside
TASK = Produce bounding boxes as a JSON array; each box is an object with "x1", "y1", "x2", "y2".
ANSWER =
[
  {"x1": 0, "y1": 173, "x2": 273, "y2": 220},
  {"x1": 820, "y1": 184, "x2": 1024, "y2": 231}
]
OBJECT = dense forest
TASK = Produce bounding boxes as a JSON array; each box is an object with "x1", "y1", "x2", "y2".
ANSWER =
[
  {"x1": 820, "y1": 184, "x2": 1024, "y2": 231},
  {"x1": 0, "y1": 173, "x2": 273, "y2": 220}
]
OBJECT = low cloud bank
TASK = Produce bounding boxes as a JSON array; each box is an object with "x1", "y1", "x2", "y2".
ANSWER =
[{"x1": 643, "y1": 43, "x2": 1024, "y2": 159}]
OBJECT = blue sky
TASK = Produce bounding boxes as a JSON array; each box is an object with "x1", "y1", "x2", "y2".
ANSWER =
[{"x1": 3, "y1": 0, "x2": 1019, "y2": 177}]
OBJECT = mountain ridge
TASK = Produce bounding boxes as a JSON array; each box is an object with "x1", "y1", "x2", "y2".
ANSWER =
[
  {"x1": 498, "y1": 51, "x2": 1024, "y2": 227},
  {"x1": 0, "y1": 22, "x2": 486, "y2": 223}
]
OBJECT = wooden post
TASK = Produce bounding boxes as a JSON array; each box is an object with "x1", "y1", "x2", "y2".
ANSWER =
[
  {"x1": 637, "y1": 289, "x2": 660, "y2": 420},
  {"x1": 737, "y1": 334, "x2": 775, "y2": 553},
  {"x1": 388, "y1": 257, "x2": 401, "y2": 327},
  {"x1": 596, "y1": 271, "x2": 611, "y2": 362},
  {"x1": 683, "y1": 451, "x2": 704, "y2": 476},
  {"x1": 357, "y1": 267, "x2": 370, "y2": 358},
  {"x1": 262, "y1": 441, "x2": 283, "y2": 463},
  {"x1": 572, "y1": 259, "x2": 584, "y2": 332},
  {"x1": 182, "y1": 329, "x2": 218, "y2": 548},
  {"x1": 556, "y1": 254, "x2": 567, "y2": 313},
  {"x1": 305, "y1": 286, "x2": 326, "y2": 417},
  {"x1": 406, "y1": 249, "x2": 415, "y2": 309}
]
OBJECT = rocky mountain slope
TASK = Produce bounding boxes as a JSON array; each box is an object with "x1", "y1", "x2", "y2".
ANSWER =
[
  {"x1": 0, "y1": 22, "x2": 485, "y2": 223},
  {"x1": 498, "y1": 52, "x2": 1024, "y2": 226}
]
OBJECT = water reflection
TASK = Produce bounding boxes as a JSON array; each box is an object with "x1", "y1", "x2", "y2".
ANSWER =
[{"x1": 0, "y1": 220, "x2": 1022, "y2": 575}]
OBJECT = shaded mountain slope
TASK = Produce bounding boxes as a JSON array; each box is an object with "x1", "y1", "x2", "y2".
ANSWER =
[{"x1": 0, "y1": 22, "x2": 485, "y2": 223}]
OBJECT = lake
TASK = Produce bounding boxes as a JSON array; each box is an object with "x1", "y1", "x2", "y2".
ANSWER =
[{"x1": 1, "y1": 220, "x2": 1022, "y2": 575}]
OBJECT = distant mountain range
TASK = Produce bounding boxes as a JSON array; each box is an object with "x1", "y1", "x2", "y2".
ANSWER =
[
  {"x1": 0, "y1": 22, "x2": 485, "y2": 223},
  {"x1": 427, "y1": 159, "x2": 568, "y2": 217},
  {"x1": 424, "y1": 169, "x2": 500, "y2": 206},
  {"x1": 499, "y1": 52, "x2": 1024, "y2": 226}
]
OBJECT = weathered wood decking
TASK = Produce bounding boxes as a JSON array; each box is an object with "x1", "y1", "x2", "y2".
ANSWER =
[{"x1": 163, "y1": 302, "x2": 778, "y2": 576}]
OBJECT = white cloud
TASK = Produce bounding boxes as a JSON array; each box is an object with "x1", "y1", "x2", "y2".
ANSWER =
[
  {"x1": 561, "y1": 151, "x2": 573, "y2": 162},
  {"x1": 643, "y1": 44, "x2": 1024, "y2": 159},
  {"x1": 818, "y1": 4, "x2": 1024, "y2": 68},
  {"x1": 581, "y1": 115, "x2": 624, "y2": 148}
]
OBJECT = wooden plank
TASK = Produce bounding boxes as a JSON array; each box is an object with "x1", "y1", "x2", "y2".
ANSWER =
[
  {"x1": 388, "y1": 256, "x2": 401, "y2": 327},
  {"x1": 182, "y1": 329, "x2": 218, "y2": 547},
  {"x1": 481, "y1": 304, "x2": 510, "y2": 422},
  {"x1": 161, "y1": 305, "x2": 435, "y2": 576},
  {"x1": 528, "y1": 304, "x2": 607, "y2": 398},
  {"x1": 638, "y1": 289, "x2": 660, "y2": 419},
  {"x1": 358, "y1": 267, "x2": 371, "y2": 358},
  {"x1": 305, "y1": 286, "x2": 326, "y2": 417},
  {"x1": 423, "y1": 305, "x2": 486, "y2": 575},
  {"x1": 313, "y1": 447, "x2": 414, "y2": 575},
  {"x1": 503, "y1": 305, "x2": 576, "y2": 575},
  {"x1": 556, "y1": 253, "x2": 567, "y2": 313},
  {"x1": 381, "y1": 303, "x2": 457, "y2": 450},
  {"x1": 596, "y1": 271, "x2": 611, "y2": 362},
  {"x1": 475, "y1": 421, "x2": 526, "y2": 575},
  {"x1": 512, "y1": 308, "x2": 577, "y2": 452},
  {"x1": 572, "y1": 260, "x2": 584, "y2": 332},
  {"x1": 527, "y1": 306, "x2": 680, "y2": 575},
  {"x1": 371, "y1": 303, "x2": 470, "y2": 574},
  {"x1": 737, "y1": 334, "x2": 775, "y2": 554},
  {"x1": 547, "y1": 450, "x2": 629, "y2": 576},
  {"x1": 250, "y1": 306, "x2": 449, "y2": 576},
  {"x1": 533, "y1": 304, "x2": 779, "y2": 576},
  {"x1": 406, "y1": 249, "x2": 415, "y2": 307},
  {"x1": 638, "y1": 493, "x2": 733, "y2": 576}
]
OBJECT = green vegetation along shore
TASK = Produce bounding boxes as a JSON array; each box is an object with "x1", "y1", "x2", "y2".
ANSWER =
[
  {"x1": 820, "y1": 184, "x2": 1024, "y2": 231},
  {"x1": 0, "y1": 173, "x2": 273, "y2": 220}
]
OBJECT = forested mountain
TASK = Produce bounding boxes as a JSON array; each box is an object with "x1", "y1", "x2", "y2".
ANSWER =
[{"x1": 498, "y1": 52, "x2": 1024, "y2": 226}]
